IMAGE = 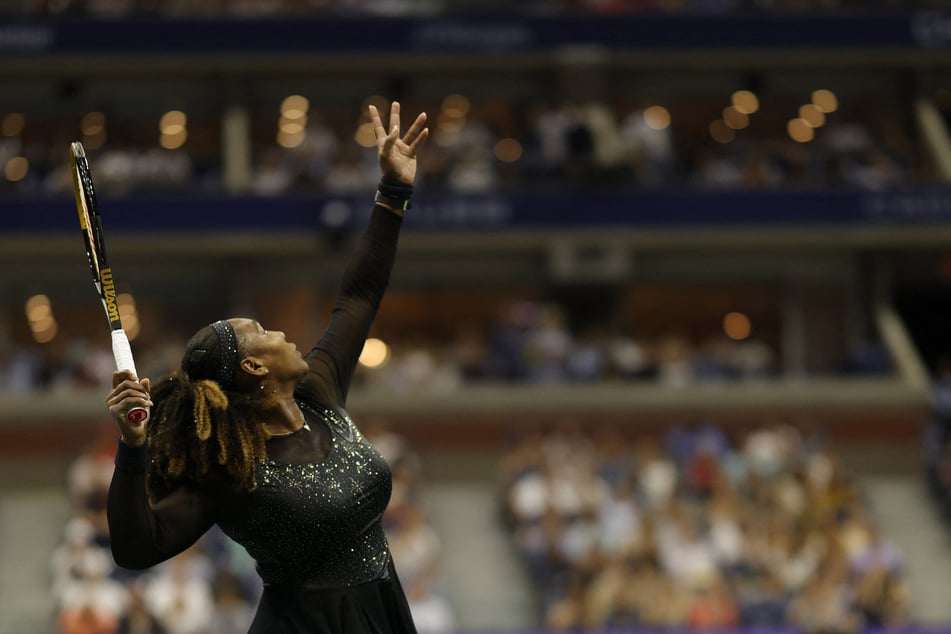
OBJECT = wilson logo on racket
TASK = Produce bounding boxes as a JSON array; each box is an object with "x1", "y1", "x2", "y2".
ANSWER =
[{"x1": 100, "y1": 267, "x2": 120, "y2": 323}]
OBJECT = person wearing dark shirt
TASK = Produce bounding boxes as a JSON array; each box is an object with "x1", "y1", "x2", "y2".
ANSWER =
[{"x1": 104, "y1": 102, "x2": 428, "y2": 634}]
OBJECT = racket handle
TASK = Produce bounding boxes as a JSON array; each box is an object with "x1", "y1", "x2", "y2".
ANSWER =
[{"x1": 112, "y1": 329, "x2": 150, "y2": 425}]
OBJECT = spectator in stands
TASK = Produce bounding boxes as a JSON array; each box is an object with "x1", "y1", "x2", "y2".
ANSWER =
[
  {"x1": 686, "y1": 574, "x2": 739, "y2": 629},
  {"x1": 142, "y1": 548, "x2": 216, "y2": 634},
  {"x1": 56, "y1": 546, "x2": 128, "y2": 634},
  {"x1": 116, "y1": 582, "x2": 167, "y2": 634},
  {"x1": 403, "y1": 572, "x2": 456, "y2": 633},
  {"x1": 786, "y1": 561, "x2": 860, "y2": 633},
  {"x1": 618, "y1": 104, "x2": 676, "y2": 186}
]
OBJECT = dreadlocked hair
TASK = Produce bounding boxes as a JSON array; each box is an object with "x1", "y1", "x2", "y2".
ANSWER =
[{"x1": 144, "y1": 322, "x2": 269, "y2": 503}]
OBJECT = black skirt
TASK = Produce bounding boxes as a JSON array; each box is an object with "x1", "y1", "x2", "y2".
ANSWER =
[{"x1": 248, "y1": 561, "x2": 418, "y2": 634}]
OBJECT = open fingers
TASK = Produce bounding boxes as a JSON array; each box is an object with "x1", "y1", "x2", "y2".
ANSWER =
[
  {"x1": 371, "y1": 102, "x2": 401, "y2": 155},
  {"x1": 381, "y1": 125, "x2": 398, "y2": 157},
  {"x1": 404, "y1": 125, "x2": 429, "y2": 156},
  {"x1": 401, "y1": 112, "x2": 427, "y2": 147},
  {"x1": 389, "y1": 101, "x2": 401, "y2": 137},
  {"x1": 370, "y1": 101, "x2": 427, "y2": 159},
  {"x1": 368, "y1": 105, "x2": 386, "y2": 143}
]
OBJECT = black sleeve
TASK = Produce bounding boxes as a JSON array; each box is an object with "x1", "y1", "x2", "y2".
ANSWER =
[
  {"x1": 106, "y1": 441, "x2": 217, "y2": 570},
  {"x1": 298, "y1": 205, "x2": 402, "y2": 406}
]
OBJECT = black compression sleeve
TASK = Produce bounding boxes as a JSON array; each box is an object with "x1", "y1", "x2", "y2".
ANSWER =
[
  {"x1": 114, "y1": 439, "x2": 148, "y2": 472},
  {"x1": 301, "y1": 206, "x2": 403, "y2": 405}
]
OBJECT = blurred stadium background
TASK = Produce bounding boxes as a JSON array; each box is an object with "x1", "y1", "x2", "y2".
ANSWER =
[{"x1": 6, "y1": 1, "x2": 951, "y2": 633}]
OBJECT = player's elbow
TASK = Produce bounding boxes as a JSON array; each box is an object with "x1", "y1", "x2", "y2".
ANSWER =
[{"x1": 110, "y1": 544, "x2": 156, "y2": 570}]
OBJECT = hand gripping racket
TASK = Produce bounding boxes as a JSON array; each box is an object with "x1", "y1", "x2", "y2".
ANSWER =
[{"x1": 70, "y1": 142, "x2": 149, "y2": 425}]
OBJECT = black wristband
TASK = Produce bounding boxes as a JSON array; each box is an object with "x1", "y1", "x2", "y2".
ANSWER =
[
  {"x1": 374, "y1": 177, "x2": 413, "y2": 214},
  {"x1": 115, "y1": 439, "x2": 149, "y2": 472}
]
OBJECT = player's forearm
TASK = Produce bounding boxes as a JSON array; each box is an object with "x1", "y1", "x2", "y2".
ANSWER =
[
  {"x1": 107, "y1": 442, "x2": 165, "y2": 569},
  {"x1": 303, "y1": 195, "x2": 406, "y2": 402},
  {"x1": 336, "y1": 205, "x2": 403, "y2": 309}
]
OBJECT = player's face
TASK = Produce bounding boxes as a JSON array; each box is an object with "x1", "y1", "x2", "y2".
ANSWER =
[{"x1": 230, "y1": 318, "x2": 309, "y2": 382}]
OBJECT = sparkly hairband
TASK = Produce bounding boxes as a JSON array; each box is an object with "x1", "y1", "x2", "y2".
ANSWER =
[{"x1": 211, "y1": 320, "x2": 238, "y2": 389}]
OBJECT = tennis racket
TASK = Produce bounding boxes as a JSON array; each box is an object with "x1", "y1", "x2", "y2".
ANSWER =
[{"x1": 70, "y1": 142, "x2": 149, "y2": 425}]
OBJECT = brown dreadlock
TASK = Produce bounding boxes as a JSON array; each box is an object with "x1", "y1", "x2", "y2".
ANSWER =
[{"x1": 144, "y1": 322, "x2": 270, "y2": 503}]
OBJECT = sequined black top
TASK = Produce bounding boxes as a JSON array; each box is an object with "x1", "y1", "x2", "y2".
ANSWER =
[
  {"x1": 107, "y1": 207, "x2": 405, "y2": 591},
  {"x1": 217, "y1": 401, "x2": 392, "y2": 587}
]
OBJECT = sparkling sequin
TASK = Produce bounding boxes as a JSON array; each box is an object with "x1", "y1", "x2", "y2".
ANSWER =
[
  {"x1": 217, "y1": 401, "x2": 393, "y2": 588},
  {"x1": 210, "y1": 320, "x2": 238, "y2": 388}
]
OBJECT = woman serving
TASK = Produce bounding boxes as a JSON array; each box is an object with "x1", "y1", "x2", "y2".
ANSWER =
[{"x1": 105, "y1": 101, "x2": 427, "y2": 633}]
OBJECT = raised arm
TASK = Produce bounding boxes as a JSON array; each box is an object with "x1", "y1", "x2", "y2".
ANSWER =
[{"x1": 299, "y1": 102, "x2": 428, "y2": 406}]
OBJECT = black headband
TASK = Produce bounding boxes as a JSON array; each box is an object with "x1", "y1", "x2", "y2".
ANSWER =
[{"x1": 211, "y1": 320, "x2": 238, "y2": 389}]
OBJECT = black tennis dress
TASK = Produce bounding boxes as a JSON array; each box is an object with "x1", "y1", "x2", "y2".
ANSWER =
[{"x1": 107, "y1": 206, "x2": 418, "y2": 633}]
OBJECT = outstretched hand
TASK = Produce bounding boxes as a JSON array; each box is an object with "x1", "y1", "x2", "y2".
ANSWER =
[{"x1": 369, "y1": 102, "x2": 428, "y2": 185}]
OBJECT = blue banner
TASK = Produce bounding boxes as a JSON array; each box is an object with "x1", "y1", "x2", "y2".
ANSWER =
[
  {"x1": 8, "y1": 187, "x2": 951, "y2": 234},
  {"x1": 1, "y1": 13, "x2": 950, "y2": 55}
]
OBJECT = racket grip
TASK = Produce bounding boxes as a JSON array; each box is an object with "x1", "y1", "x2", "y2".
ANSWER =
[{"x1": 112, "y1": 329, "x2": 150, "y2": 425}]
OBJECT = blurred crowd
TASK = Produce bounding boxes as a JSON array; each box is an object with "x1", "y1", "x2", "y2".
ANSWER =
[
  {"x1": 499, "y1": 422, "x2": 910, "y2": 632},
  {"x1": 51, "y1": 422, "x2": 454, "y2": 634},
  {"x1": 359, "y1": 300, "x2": 783, "y2": 394},
  {"x1": 1, "y1": 304, "x2": 751, "y2": 395},
  {"x1": 1, "y1": 93, "x2": 933, "y2": 199},
  {"x1": 12, "y1": 0, "x2": 951, "y2": 17},
  {"x1": 0, "y1": 296, "x2": 894, "y2": 395}
]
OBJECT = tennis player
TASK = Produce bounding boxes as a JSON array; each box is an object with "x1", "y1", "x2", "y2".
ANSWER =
[{"x1": 104, "y1": 101, "x2": 427, "y2": 633}]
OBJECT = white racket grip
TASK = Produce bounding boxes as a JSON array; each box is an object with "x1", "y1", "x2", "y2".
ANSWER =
[
  {"x1": 112, "y1": 329, "x2": 150, "y2": 425},
  {"x1": 112, "y1": 329, "x2": 138, "y2": 376}
]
